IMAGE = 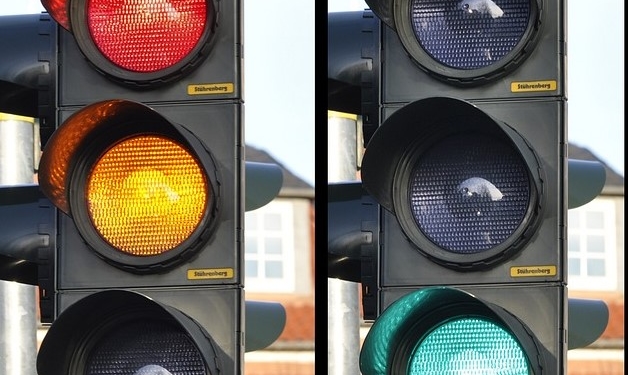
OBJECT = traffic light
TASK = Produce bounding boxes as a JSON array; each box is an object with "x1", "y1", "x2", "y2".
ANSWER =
[
  {"x1": 328, "y1": 2, "x2": 609, "y2": 374},
  {"x1": 0, "y1": 1, "x2": 284, "y2": 374},
  {"x1": 35, "y1": 0, "x2": 245, "y2": 371},
  {"x1": 565, "y1": 159, "x2": 610, "y2": 351},
  {"x1": 1, "y1": 4, "x2": 287, "y2": 373},
  {"x1": 0, "y1": 184, "x2": 54, "y2": 287}
]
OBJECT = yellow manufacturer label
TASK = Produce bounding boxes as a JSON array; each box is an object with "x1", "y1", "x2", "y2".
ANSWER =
[
  {"x1": 510, "y1": 265, "x2": 557, "y2": 277},
  {"x1": 510, "y1": 80, "x2": 557, "y2": 92},
  {"x1": 187, "y1": 83, "x2": 234, "y2": 95},
  {"x1": 187, "y1": 268, "x2": 234, "y2": 280}
]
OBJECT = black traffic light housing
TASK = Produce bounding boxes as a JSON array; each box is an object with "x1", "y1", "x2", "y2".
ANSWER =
[
  {"x1": 332, "y1": 0, "x2": 565, "y2": 144},
  {"x1": 360, "y1": 96, "x2": 566, "y2": 374},
  {"x1": 1, "y1": 4, "x2": 287, "y2": 371},
  {"x1": 329, "y1": 1, "x2": 608, "y2": 373},
  {"x1": 365, "y1": 0, "x2": 563, "y2": 92},
  {"x1": 37, "y1": 289, "x2": 226, "y2": 374},
  {"x1": 35, "y1": 0, "x2": 245, "y2": 372},
  {"x1": 364, "y1": 96, "x2": 563, "y2": 281},
  {"x1": 0, "y1": 185, "x2": 55, "y2": 287},
  {"x1": 360, "y1": 286, "x2": 556, "y2": 374},
  {"x1": 0, "y1": 13, "x2": 56, "y2": 143},
  {"x1": 41, "y1": 0, "x2": 233, "y2": 91},
  {"x1": 38, "y1": 99, "x2": 239, "y2": 279}
]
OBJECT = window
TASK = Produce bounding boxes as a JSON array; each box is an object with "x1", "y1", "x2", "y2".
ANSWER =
[
  {"x1": 244, "y1": 200, "x2": 295, "y2": 292},
  {"x1": 567, "y1": 198, "x2": 617, "y2": 290}
]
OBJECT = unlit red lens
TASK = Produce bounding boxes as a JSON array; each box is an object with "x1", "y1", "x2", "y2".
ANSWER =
[
  {"x1": 86, "y1": 135, "x2": 208, "y2": 256},
  {"x1": 87, "y1": 0, "x2": 208, "y2": 72}
]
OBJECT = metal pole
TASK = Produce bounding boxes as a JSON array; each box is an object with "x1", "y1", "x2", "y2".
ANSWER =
[
  {"x1": 328, "y1": 111, "x2": 361, "y2": 375},
  {"x1": 0, "y1": 113, "x2": 38, "y2": 375}
]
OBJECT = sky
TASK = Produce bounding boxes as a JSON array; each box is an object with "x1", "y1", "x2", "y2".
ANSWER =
[
  {"x1": 329, "y1": 0, "x2": 625, "y2": 178},
  {"x1": 0, "y1": 1, "x2": 315, "y2": 187}
]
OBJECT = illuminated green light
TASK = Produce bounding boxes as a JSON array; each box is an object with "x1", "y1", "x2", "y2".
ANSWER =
[
  {"x1": 408, "y1": 317, "x2": 530, "y2": 374},
  {"x1": 360, "y1": 288, "x2": 541, "y2": 375}
]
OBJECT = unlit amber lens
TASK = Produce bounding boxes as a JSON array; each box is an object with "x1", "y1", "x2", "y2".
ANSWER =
[{"x1": 86, "y1": 135, "x2": 208, "y2": 256}]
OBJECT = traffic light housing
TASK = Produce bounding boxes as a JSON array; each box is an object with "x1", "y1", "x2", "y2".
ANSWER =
[
  {"x1": 0, "y1": 185, "x2": 54, "y2": 287},
  {"x1": 1, "y1": 3, "x2": 288, "y2": 373},
  {"x1": 329, "y1": 2, "x2": 609, "y2": 374},
  {"x1": 41, "y1": 0, "x2": 228, "y2": 89},
  {"x1": 0, "y1": 1, "x2": 248, "y2": 373},
  {"x1": 1, "y1": 3, "x2": 288, "y2": 372},
  {"x1": 361, "y1": 96, "x2": 559, "y2": 279},
  {"x1": 360, "y1": 93, "x2": 567, "y2": 375}
]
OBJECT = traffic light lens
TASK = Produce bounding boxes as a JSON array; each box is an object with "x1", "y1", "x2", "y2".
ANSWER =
[
  {"x1": 41, "y1": 0, "x2": 71, "y2": 29},
  {"x1": 86, "y1": 319, "x2": 206, "y2": 375},
  {"x1": 87, "y1": 135, "x2": 208, "y2": 256},
  {"x1": 409, "y1": 132, "x2": 530, "y2": 253},
  {"x1": 87, "y1": 0, "x2": 208, "y2": 72},
  {"x1": 359, "y1": 288, "x2": 543, "y2": 375},
  {"x1": 410, "y1": 0, "x2": 531, "y2": 69},
  {"x1": 408, "y1": 317, "x2": 530, "y2": 374}
]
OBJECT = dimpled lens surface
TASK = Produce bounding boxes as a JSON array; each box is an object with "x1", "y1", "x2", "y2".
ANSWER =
[
  {"x1": 409, "y1": 133, "x2": 530, "y2": 253},
  {"x1": 410, "y1": 0, "x2": 530, "y2": 69},
  {"x1": 87, "y1": 135, "x2": 208, "y2": 256},
  {"x1": 87, "y1": 0, "x2": 208, "y2": 72},
  {"x1": 408, "y1": 317, "x2": 530, "y2": 374},
  {"x1": 85, "y1": 320, "x2": 206, "y2": 374}
]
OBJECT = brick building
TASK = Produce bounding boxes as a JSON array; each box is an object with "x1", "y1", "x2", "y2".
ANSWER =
[
  {"x1": 243, "y1": 145, "x2": 315, "y2": 375},
  {"x1": 566, "y1": 144, "x2": 624, "y2": 375}
]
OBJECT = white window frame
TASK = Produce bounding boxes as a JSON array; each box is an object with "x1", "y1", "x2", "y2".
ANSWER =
[
  {"x1": 567, "y1": 198, "x2": 617, "y2": 291},
  {"x1": 244, "y1": 200, "x2": 295, "y2": 293}
]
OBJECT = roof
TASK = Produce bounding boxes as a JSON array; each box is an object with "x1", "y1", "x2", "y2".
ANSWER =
[
  {"x1": 245, "y1": 145, "x2": 314, "y2": 197},
  {"x1": 569, "y1": 143, "x2": 624, "y2": 190}
]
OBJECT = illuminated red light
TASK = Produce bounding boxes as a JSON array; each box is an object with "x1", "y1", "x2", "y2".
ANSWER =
[
  {"x1": 41, "y1": 0, "x2": 71, "y2": 30},
  {"x1": 87, "y1": 0, "x2": 208, "y2": 72}
]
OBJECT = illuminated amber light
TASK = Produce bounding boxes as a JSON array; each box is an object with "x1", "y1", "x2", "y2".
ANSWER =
[{"x1": 87, "y1": 135, "x2": 208, "y2": 256}]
